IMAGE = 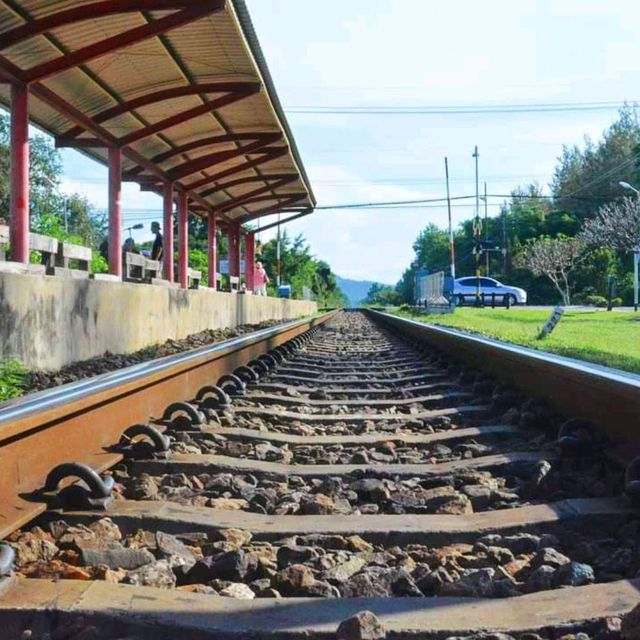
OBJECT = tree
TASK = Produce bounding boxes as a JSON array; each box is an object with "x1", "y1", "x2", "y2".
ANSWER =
[
  {"x1": 580, "y1": 196, "x2": 640, "y2": 253},
  {"x1": 364, "y1": 283, "x2": 400, "y2": 306},
  {"x1": 552, "y1": 104, "x2": 640, "y2": 220},
  {"x1": 259, "y1": 231, "x2": 347, "y2": 306},
  {"x1": 514, "y1": 236, "x2": 585, "y2": 305}
]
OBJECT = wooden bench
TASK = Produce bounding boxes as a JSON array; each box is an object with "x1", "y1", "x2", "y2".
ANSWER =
[
  {"x1": 0, "y1": 226, "x2": 58, "y2": 275},
  {"x1": 52, "y1": 241, "x2": 91, "y2": 278},
  {"x1": 123, "y1": 251, "x2": 146, "y2": 282},
  {"x1": 30, "y1": 232, "x2": 58, "y2": 272},
  {"x1": 188, "y1": 268, "x2": 201, "y2": 290},
  {"x1": 144, "y1": 258, "x2": 161, "y2": 281}
]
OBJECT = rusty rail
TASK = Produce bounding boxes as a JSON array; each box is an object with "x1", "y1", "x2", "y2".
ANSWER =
[
  {"x1": 0, "y1": 311, "x2": 337, "y2": 539},
  {"x1": 369, "y1": 310, "x2": 640, "y2": 455}
]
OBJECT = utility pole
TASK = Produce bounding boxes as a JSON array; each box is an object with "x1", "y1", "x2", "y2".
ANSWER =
[
  {"x1": 484, "y1": 181, "x2": 489, "y2": 275},
  {"x1": 444, "y1": 157, "x2": 455, "y2": 279},
  {"x1": 502, "y1": 205, "x2": 508, "y2": 275},
  {"x1": 472, "y1": 146, "x2": 481, "y2": 305}
]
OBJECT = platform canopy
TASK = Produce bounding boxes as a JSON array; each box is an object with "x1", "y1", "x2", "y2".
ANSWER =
[{"x1": 0, "y1": 0, "x2": 315, "y2": 225}]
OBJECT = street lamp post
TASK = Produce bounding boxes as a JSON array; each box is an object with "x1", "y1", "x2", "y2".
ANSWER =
[{"x1": 619, "y1": 181, "x2": 640, "y2": 311}]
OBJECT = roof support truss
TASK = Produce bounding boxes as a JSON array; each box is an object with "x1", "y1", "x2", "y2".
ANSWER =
[
  {"x1": 62, "y1": 82, "x2": 260, "y2": 139},
  {"x1": 119, "y1": 84, "x2": 259, "y2": 146},
  {"x1": 160, "y1": 142, "x2": 285, "y2": 182}
]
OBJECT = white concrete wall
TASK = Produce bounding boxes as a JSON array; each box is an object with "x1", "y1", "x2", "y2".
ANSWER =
[{"x1": 0, "y1": 272, "x2": 316, "y2": 370}]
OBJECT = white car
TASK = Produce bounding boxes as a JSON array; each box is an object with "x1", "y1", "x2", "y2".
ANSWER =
[{"x1": 453, "y1": 277, "x2": 527, "y2": 306}]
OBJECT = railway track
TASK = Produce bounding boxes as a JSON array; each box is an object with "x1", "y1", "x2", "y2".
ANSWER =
[{"x1": 1, "y1": 309, "x2": 640, "y2": 639}]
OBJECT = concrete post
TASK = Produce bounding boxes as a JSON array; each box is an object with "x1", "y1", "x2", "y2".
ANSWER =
[
  {"x1": 163, "y1": 181, "x2": 174, "y2": 282},
  {"x1": 10, "y1": 84, "x2": 29, "y2": 264},
  {"x1": 108, "y1": 147, "x2": 122, "y2": 277},
  {"x1": 178, "y1": 191, "x2": 188, "y2": 289},
  {"x1": 208, "y1": 211, "x2": 217, "y2": 289}
]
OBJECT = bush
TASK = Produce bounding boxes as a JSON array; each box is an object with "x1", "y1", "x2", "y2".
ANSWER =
[
  {"x1": 584, "y1": 294, "x2": 608, "y2": 307},
  {"x1": 0, "y1": 359, "x2": 26, "y2": 402},
  {"x1": 611, "y1": 297, "x2": 623, "y2": 307},
  {"x1": 573, "y1": 287, "x2": 597, "y2": 304},
  {"x1": 398, "y1": 303, "x2": 411, "y2": 312}
]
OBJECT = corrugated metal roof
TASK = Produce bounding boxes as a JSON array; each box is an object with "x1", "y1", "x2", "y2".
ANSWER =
[{"x1": 0, "y1": 0, "x2": 315, "y2": 225}]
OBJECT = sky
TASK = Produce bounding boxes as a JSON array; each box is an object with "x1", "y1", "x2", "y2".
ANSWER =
[{"x1": 56, "y1": 0, "x2": 640, "y2": 284}]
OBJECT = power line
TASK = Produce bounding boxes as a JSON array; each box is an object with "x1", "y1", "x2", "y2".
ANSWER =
[
  {"x1": 286, "y1": 99, "x2": 637, "y2": 116},
  {"x1": 316, "y1": 192, "x2": 618, "y2": 211}
]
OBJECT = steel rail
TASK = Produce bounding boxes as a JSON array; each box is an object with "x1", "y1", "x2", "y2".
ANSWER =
[
  {"x1": 368, "y1": 310, "x2": 640, "y2": 454},
  {"x1": 0, "y1": 311, "x2": 337, "y2": 539}
]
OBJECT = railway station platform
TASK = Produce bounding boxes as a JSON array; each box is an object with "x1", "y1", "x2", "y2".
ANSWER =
[{"x1": 0, "y1": 270, "x2": 315, "y2": 370}]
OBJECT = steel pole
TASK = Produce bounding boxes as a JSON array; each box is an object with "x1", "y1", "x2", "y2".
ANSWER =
[
  {"x1": 484, "y1": 181, "x2": 489, "y2": 275},
  {"x1": 207, "y1": 211, "x2": 217, "y2": 289},
  {"x1": 163, "y1": 181, "x2": 174, "y2": 282},
  {"x1": 10, "y1": 83, "x2": 29, "y2": 264},
  {"x1": 444, "y1": 157, "x2": 455, "y2": 279},
  {"x1": 473, "y1": 145, "x2": 481, "y2": 305},
  {"x1": 177, "y1": 191, "x2": 188, "y2": 289},
  {"x1": 107, "y1": 147, "x2": 122, "y2": 277},
  {"x1": 502, "y1": 206, "x2": 507, "y2": 274}
]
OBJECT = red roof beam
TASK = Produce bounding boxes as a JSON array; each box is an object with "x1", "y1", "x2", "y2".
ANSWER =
[
  {"x1": 256, "y1": 209, "x2": 314, "y2": 232},
  {"x1": 55, "y1": 138, "x2": 108, "y2": 148},
  {"x1": 118, "y1": 84, "x2": 260, "y2": 147},
  {"x1": 151, "y1": 131, "x2": 281, "y2": 164},
  {"x1": 161, "y1": 142, "x2": 286, "y2": 182},
  {"x1": 240, "y1": 197, "x2": 310, "y2": 223},
  {"x1": 186, "y1": 147, "x2": 290, "y2": 191},
  {"x1": 126, "y1": 141, "x2": 281, "y2": 182},
  {"x1": 62, "y1": 82, "x2": 260, "y2": 139},
  {"x1": 0, "y1": 1, "x2": 201, "y2": 50},
  {"x1": 213, "y1": 177, "x2": 299, "y2": 211},
  {"x1": 200, "y1": 173, "x2": 298, "y2": 197},
  {"x1": 227, "y1": 193, "x2": 307, "y2": 209},
  {"x1": 22, "y1": 3, "x2": 226, "y2": 84}
]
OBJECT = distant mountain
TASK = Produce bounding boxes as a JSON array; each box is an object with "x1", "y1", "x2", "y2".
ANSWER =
[{"x1": 335, "y1": 276, "x2": 391, "y2": 307}]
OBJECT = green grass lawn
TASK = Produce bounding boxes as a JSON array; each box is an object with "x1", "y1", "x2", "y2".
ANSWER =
[{"x1": 394, "y1": 308, "x2": 640, "y2": 374}]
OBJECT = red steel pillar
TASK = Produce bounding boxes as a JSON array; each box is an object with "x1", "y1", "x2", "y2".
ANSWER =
[
  {"x1": 10, "y1": 84, "x2": 29, "y2": 264},
  {"x1": 163, "y1": 181, "x2": 174, "y2": 282},
  {"x1": 178, "y1": 191, "x2": 188, "y2": 289},
  {"x1": 208, "y1": 211, "x2": 217, "y2": 289},
  {"x1": 108, "y1": 147, "x2": 122, "y2": 277},
  {"x1": 228, "y1": 222, "x2": 240, "y2": 278},
  {"x1": 245, "y1": 231, "x2": 255, "y2": 292}
]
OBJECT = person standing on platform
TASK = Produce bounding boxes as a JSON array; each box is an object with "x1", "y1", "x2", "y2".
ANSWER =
[
  {"x1": 150, "y1": 221, "x2": 163, "y2": 261},
  {"x1": 254, "y1": 261, "x2": 269, "y2": 295}
]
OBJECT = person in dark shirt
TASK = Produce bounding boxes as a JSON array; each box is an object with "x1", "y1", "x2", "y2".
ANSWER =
[{"x1": 151, "y1": 221, "x2": 163, "y2": 261}]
